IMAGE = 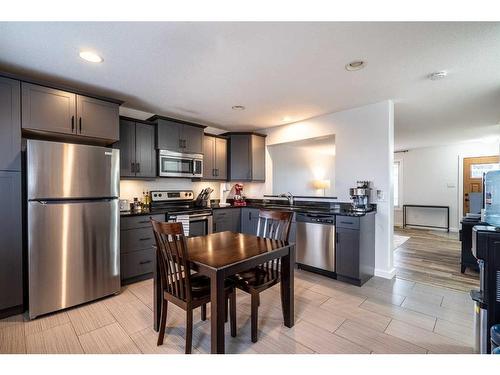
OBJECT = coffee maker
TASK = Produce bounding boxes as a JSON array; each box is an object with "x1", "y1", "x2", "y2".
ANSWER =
[{"x1": 349, "y1": 181, "x2": 372, "y2": 212}]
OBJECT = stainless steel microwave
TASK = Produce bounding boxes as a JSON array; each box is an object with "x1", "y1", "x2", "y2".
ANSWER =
[{"x1": 158, "y1": 150, "x2": 203, "y2": 178}]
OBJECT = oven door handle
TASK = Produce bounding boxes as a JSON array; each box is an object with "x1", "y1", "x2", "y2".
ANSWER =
[{"x1": 189, "y1": 214, "x2": 212, "y2": 221}]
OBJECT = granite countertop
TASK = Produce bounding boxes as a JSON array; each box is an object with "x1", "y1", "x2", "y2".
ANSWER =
[{"x1": 120, "y1": 201, "x2": 375, "y2": 218}]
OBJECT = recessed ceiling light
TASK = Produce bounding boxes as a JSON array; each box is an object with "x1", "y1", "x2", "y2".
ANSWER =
[
  {"x1": 79, "y1": 51, "x2": 103, "y2": 63},
  {"x1": 345, "y1": 60, "x2": 366, "y2": 71},
  {"x1": 282, "y1": 116, "x2": 292, "y2": 122},
  {"x1": 232, "y1": 105, "x2": 245, "y2": 111},
  {"x1": 428, "y1": 71, "x2": 448, "y2": 80}
]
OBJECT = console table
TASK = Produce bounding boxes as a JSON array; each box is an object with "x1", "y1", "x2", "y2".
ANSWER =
[{"x1": 403, "y1": 204, "x2": 450, "y2": 232}]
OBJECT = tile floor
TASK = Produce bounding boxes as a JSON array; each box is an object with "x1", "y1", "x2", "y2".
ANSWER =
[{"x1": 0, "y1": 268, "x2": 476, "y2": 354}]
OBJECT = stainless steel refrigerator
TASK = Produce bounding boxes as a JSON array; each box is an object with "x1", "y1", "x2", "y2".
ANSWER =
[{"x1": 27, "y1": 140, "x2": 120, "y2": 319}]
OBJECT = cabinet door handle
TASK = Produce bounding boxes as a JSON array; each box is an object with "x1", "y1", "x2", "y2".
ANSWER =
[
  {"x1": 215, "y1": 169, "x2": 219, "y2": 176},
  {"x1": 79, "y1": 117, "x2": 82, "y2": 133},
  {"x1": 182, "y1": 139, "x2": 186, "y2": 148},
  {"x1": 139, "y1": 237, "x2": 151, "y2": 241},
  {"x1": 139, "y1": 260, "x2": 152, "y2": 265},
  {"x1": 336, "y1": 233, "x2": 339, "y2": 243},
  {"x1": 138, "y1": 220, "x2": 150, "y2": 224},
  {"x1": 249, "y1": 212, "x2": 252, "y2": 220},
  {"x1": 136, "y1": 163, "x2": 140, "y2": 173},
  {"x1": 179, "y1": 139, "x2": 183, "y2": 149},
  {"x1": 131, "y1": 162, "x2": 136, "y2": 173},
  {"x1": 71, "y1": 116, "x2": 75, "y2": 132}
]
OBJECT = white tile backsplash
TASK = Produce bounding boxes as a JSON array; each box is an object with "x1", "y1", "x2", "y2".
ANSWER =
[{"x1": 119, "y1": 179, "x2": 266, "y2": 202}]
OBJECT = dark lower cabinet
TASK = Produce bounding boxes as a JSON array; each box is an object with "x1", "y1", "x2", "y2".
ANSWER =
[
  {"x1": 240, "y1": 208, "x2": 260, "y2": 235},
  {"x1": 213, "y1": 208, "x2": 240, "y2": 233},
  {"x1": 117, "y1": 117, "x2": 156, "y2": 178},
  {"x1": 0, "y1": 172, "x2": 22, "y2": 316},
  {"x1": 120, "y1": 214, "x2": 164, "y2": 284},
  {"x1": 335, "y1": 213, "x2": 375, "y2": 286}
]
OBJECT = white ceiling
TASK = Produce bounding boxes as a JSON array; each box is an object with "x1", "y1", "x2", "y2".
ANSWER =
[{"x1": 0, "y1": 22, "x2": 499, "y2": 150}]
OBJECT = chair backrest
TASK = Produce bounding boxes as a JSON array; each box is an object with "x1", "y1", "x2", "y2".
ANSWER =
[
  {"x1": 151, "y1": 220, "x2": 193, "y2": 302},
  {"x1": 256, "y1": 209, "x2": 293, "y2": 242}
]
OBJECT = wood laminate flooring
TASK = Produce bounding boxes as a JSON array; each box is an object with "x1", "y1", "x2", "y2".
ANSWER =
[
  {"x1": 394, "y1": 227, "x2": 479, "y2": 292},
  {"x1": 0, "y1": 268, "x2": 476, "y2": 354}
]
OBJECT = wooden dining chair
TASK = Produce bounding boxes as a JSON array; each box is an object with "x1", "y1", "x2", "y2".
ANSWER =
[
  {"x1": 151, "y1": 220, "x2": 237, "y2": 354},
  {"x1": 232, "y1": 210, "x2": 293, "y2": 342}
]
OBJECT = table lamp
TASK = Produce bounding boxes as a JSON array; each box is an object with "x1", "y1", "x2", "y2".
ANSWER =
[{"x1": 312, "y1": 179, "x2": 331, "y2": 196}]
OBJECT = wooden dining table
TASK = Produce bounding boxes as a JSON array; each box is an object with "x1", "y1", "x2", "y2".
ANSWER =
[{"x1": 152, "y1": 231, "x2": 295, "y2": 354}]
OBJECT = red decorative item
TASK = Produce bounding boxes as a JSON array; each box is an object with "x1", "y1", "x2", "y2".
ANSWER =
[{"x1": 232, "y1": 183, "x2": 246, "y2": 206}]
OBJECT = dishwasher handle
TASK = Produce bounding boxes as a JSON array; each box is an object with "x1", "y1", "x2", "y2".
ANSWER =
[{"x1": 296, "y1": 212, "x2": 335, "y2": 224}]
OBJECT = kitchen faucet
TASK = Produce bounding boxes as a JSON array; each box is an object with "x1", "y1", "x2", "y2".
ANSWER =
[{"x1": 279, "y1": 192, "x2": 295, "y2": 205}]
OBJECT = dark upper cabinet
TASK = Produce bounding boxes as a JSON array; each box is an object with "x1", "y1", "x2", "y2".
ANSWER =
[
  {"x1": 117, "y1": 117, "x2": 156, "y2": 179},
  {"x1": 203, "y1": 134, "x2": 227, "y2": 180},
  {"x1": 21, "y1": 82, "x2": 119, "y2": 143},
  {"x1": 0, "y1": 77, "x2": 21, "y2": 171},
  {"x1": 182, "y1": 123, "x2": 203, "y2": 154},
  {"x1": 227, "y1": 133, "x2": 266, "y2": 182},
  {"x1": 203, "y1": 135, "x2": 215, "y2": 179},
  {"x1": 215, "y1": 137, "x2": 228, "y2": 180},
  {"x1": 135, "y1": 123, "x2": 156, "y2": 178},
  {"x1": 118, "y1": 119, "x2": 136, "y2": 177},
  {"x1": 22, "y1": 83, "x2": 76, "y2": 136},
  {"x1": 335, "y1": 214, "x2": 375, "y2": 286},
  {"x1": 76, "y1": 95, "x2": 119, "y2": 141},
  {"x1": 156, "y1": 118, "x2": 182, "y2": 151},
  {"x1": 0, "y1": 171, "x2": 22, "y2": 312},
  {"x1": 152, "y1": 116, "x2": 205, "y2": 154}
]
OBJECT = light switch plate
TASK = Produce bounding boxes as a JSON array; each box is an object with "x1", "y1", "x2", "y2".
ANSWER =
[{"x1": 376, "y1": 189, "x2": 384, "y2": 201}]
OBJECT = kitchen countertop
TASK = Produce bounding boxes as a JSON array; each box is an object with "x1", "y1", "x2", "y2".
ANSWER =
[{"x1": 120, "y1": 201, "x2": 375, "y2": 218}]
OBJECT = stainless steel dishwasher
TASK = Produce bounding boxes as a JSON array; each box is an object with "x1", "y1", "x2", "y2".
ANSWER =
[{"x1": 296, "y1": 213, "x2": 336, "y2": 273}]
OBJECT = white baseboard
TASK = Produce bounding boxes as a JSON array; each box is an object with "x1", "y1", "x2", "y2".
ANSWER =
[{"x1": 374, "y1": 268, "x2": 396, "y2": 279}]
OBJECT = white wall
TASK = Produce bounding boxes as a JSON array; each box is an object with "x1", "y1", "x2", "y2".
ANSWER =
[
  {"x1": 268, "y1": 142, "x2": 335, "y2": 197},
  {"x1": 264, "y1": 101, "x2": 395, "y2": 279},
  {"x1": 394, "y1": 140, "x2": 500, "y2": 231}
]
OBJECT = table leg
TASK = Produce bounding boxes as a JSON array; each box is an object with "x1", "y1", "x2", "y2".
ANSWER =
[
  {"x1": 153, "y1": 253, "x2": 161, "y2": 332},
  {"x1": 210, "y1": 270, "x2": 226, "y2": 354},
  {"x1": 281, "y1": 245, "x2": 295, "y2": 328}
]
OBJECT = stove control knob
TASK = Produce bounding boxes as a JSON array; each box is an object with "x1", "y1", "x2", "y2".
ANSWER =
[{"x1": 158, "y1": 193, "x2": 162, "y2": 197}]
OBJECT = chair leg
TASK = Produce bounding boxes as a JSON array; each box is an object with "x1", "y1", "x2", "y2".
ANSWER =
[
  {"x1": 280, "y1": 281, "x2": 286, "y2": 321},
  {"x1": 157, "y1": 299, "x2": 168, "y2": 346},
  {"x1": 251, "y1": 293, "x2": 259, "y2": 343},
  {"x1": 230, "y1": 289, "x2": 237, "y2": 338},
  {"x1": 225, "y1": 297, "x2": 229, "y2": 323},
  {"x1": 185, "y1": 308, "x2": 193, "y2": 354},
  {"x1": 201, "y1": 303, "x2": 207, "y2": 321}
]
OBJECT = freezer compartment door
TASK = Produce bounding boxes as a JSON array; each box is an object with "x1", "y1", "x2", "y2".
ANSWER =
[
  {"x1": 28, "y1": 199, "x2": 120, "y2": 318},
  {"x1": 296, "y1": 222, "x2": 335, "y2": 272},
  {"x1": 27, "y1": 139, "x2": 119, "y2": 200}
]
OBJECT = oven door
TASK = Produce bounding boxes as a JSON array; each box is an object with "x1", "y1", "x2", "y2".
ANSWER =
[
  {"x1": 189, "y1": 214, "x2": 213, "y2": 237},
  {"x1": 159, "y1": 150, "x2": 201, "y2": 177}
]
